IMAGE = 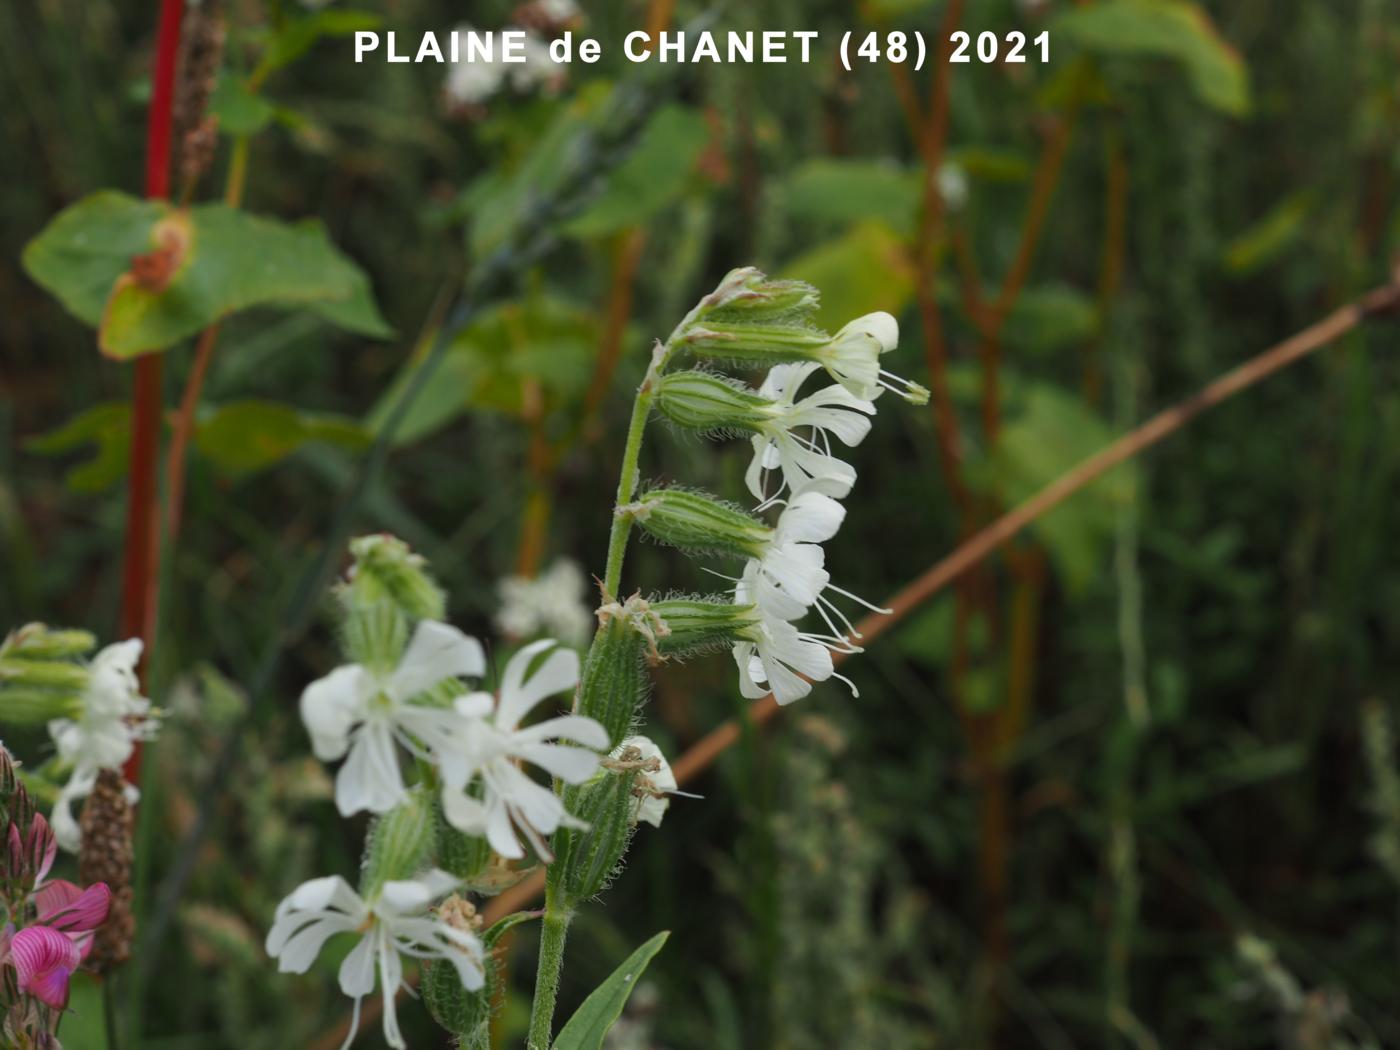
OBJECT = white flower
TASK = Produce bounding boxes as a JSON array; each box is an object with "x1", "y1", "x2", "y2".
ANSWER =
[
  {"x1": 266, "y1": 870, "x2": 484, "y2": 1050},
  {"x1": 813, "y1": 312, "x2": 927, "y2": 404},
  {"x1": 47, "y1": 640, "x2": 157, "y2": 851},
  {"x1": 300, "y1": 620, "x2": 485, "y2": 817},
  {"x1": 537, "y1": 0, "x2": 580, "y2": 21},
  {"x1": 731, "y1": 562, "x2": 855, "y2": 705},
  {"x1": 440, "y1": 640, "x2": 608, "y2": 860},
  {"x1": 613, "y1": 735, "x2": 677, "y2": 828},
  {"x1": 509, "y1": 31, "x2": 563, "y2": 91},
  {"x1": 746, "y1": 363, "x2": 876, "y2": 505},
  {"x1": 749, "y1": 490, "x2": 847, "y2": 612},
  {"x1": 445, "y1": 26, "x2": 507, "y2": 107},
  {"x1": 495, "y1": 560, "x2": 593, "y2": 646}
]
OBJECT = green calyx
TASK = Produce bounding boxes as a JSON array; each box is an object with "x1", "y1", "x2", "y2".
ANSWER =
[
  {"x1": 549, "y1": 765, "x2": 639, "y2": 909},
  {"x1": 2, "y1": 624, "x2": 97, "y2": 662},
  {"x1": 343, "y1": 533, "x2": 447, "y2": 623},
  {"x1": 359, "y1": 786, "x2": 438, "y2": 898},
  {"x1": 653, "y1": 370, "x2": 776, "y2": 435},
  {"x1": 577, "y1": 605, "x2": 653, "y2": 749},
  {"x1": 678, "y1": 321, "x2": 830, "y2": 368},
  {"x1": 697, "y1": 267, "x2": 820, "y2": 323},
  {"x1": 620, "y1": 488, "x2": 770, "y2": 561},
  {"x1": 651, "y1": 597, "x2": 761, "y2": 659}
]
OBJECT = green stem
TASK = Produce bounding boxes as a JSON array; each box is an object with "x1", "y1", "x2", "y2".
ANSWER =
[
  {"x1": 526, "y1": 895, "x2": 573, "y2": 1050},
  {"x1": 600, "y1": 304, "x2": 704, "y2": 597}
]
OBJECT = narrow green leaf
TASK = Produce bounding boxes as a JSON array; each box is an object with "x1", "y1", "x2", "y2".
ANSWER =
[
  {"x1": 259, "y1": 10, "x2": 384, "y2": 77},
  {"x1": 552, "y1": 931, "x2": 670, "y2": 1050}
]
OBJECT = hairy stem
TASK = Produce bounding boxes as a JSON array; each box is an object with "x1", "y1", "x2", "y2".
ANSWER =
[{"x1": 526, "y1": 899, "x2": 572, "y2": 1049}]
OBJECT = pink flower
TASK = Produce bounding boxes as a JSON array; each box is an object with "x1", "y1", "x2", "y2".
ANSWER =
[
  {"x1": 6, "y1": 812, "x2": 57, "y2": 892},
  {"x1": 6, "y1": 925, "x2": 81, "y2": 1009},
  {"x1": 34, "y1": 880, "x2": 111, "y2": 961},
  {"x1": 0, "y1": 880, "x2": 110, "y2": 1010}
]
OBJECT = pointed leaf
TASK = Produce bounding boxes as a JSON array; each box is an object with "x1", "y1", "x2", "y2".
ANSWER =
[{"x1": 552, "y1": 931, "x2": 669, "y2": 1050}]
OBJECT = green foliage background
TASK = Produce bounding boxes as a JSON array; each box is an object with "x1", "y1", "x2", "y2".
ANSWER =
[{"x1": 2, "y1": 0, "x2": 1400, "y2": 1046}]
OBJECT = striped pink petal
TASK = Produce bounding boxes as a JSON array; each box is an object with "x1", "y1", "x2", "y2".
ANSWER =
[
  {"x1": 11, "y1": 925, "x2": 80, "y2": 1009},
  {"x1": 37, "y1": 881, "x2": 110, "y2": 934}
]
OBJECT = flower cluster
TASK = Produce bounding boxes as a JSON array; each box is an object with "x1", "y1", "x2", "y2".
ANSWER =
[
  {"x1": 0, "y1": 624, "x2": 158, "y2": 852},
  {"x1": 638, "y1": 268, "x2": 925, "y2": 704},
  {"x1": 269, "y1": 536, "x2": 611, "y2": 1047},
  {"x1": 0, "y1": 747, "x2": 111, "y2": 1042}
]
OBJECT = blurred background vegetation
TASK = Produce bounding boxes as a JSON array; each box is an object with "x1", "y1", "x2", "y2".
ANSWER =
[{"x1": 3, "y1": 0, "x2": 1400, "y2": 1047}]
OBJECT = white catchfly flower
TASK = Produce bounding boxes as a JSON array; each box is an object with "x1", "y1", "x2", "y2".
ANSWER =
[
  {"x1": 300, "y1": 620, "x2": 485, "y2": 817},
  {"x1": 746, "y1": 363, "x2": 876, "y2": 505},
  {"x1": 495, "y1": 559, "x2": 593, "y2": 647},
  {"x1": 813, "y1": 312, "x2": 929, "y2": 404},
  {"x1": 749, "y1": 489, "x2": 847, "y2": 612},
  {"x1": 440, "y1": 640, "x2": 609, "y2": 860},
  {"x1": 266, "y1": 870, "x2": 484, "y2": 1050},
  {"x1": 47, "y1": 640, "x2": 158, "y2": 851},
  {"x1": 612, "y1": 735, "x2": 678, "y2": 828}
]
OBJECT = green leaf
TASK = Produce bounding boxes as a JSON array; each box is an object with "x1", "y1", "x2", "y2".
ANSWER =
[
  {"x1": 209, "y1": 75, "x2": 276, "y2": 136},
  {"x1": 21, "y1": 191, "x2": 164, "y2": 325},
  {"x1": 552, "y1": 931, "x2": 670, "y2": 1050},
  {"x1": 564, "y1": 105, "x2": 709, "y2": 238},
  {"x1": 1052, "y1": 0, "x2": 1251, "y2": 116},
  {"x1": 781, "y1": 221, "x2": 915, "y2": 331},
  {"x1": 258, "y1": 10, "x2": 383, "y2": 78},
  {"x1": 1000, "y1": 285, "x2": 1099, "y2": 355},
  {"x1": 781, "y1": 159, "x2": 920, "y2": 230},
  {"x1": 946, "y1": 146, "x2": 1033, "y2": 184},
  {"x1": 195, "y1": 401, "x2": 371, "y2": 474},
  {"x1": 369, "y1": 296, "x2": 604, "y2": 445},
  {"x1": 1223, "y1": 192, "x2": 1314, "y2": 274},
  {"x1": 26, "y1": 403, "x2": 132, "y2": 492},
  {"x1": 22, "y1": 192, "x2": 389, "y2": 357},
  {"x1": 979, "y1": 379, "x2": 1134, "y2": 591}
]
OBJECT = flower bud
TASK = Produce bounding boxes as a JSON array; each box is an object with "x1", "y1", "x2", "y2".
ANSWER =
[
  {"x1": 651, "y1": 597, "x2": 760, "y2": 659},
  {"x1": 343, "y1": 533, "x2": 447, "y2": 623},
  {"x1": 360, "y1": 786, "x2": 437, "y2": 897},
  {"x1": 620, "y1": 488, "x2": 769, "y2": 561},
  {"x1": 653, "y1": 370, "x2": 775, "y2": 435},
  {"x1": 3, "y1": 624, "x2": 97, "y2": 661},
  {"x1": 549, "y1": 767, "x2": 638, "y2": 908},
  {"x1": 577, "y1": 604, "x2": 653, "y2": 748},
  {"x1": 697, "y1": 268, "x2": 820, "y2": 322}
]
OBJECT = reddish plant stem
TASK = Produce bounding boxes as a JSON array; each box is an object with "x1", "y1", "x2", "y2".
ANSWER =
[
  {"x1": 1085, "y1": 127, "x2": 1129, "y2": 406},
  {"x1": 912, "y1": 0, "x2": 970, "y2": 515},
  {"x1": 979, "y1": 113, "x2": 1075, "y2": 443},
  {"x1": 121, "y1": 0, "x2": 185, "y2": 784}
]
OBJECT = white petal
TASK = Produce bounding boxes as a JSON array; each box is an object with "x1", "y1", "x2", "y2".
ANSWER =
[
  {"x1": 496, "y1": 642, "x2": 579, "y2": 730},
  {"x1": 335, "y1": 724, "x2": 406, "y2": 816},
  {"x1": 388, "y1": 621, "x2": 486, "y2": 701},
  {"x1": 839, "y1": 311, "x2": 898, "y2": 352},
  {"x1": 512, "y1": 714, "x2": 610, "y2": 750},
  {"x1": 338, "y1": 932, "x2": 378, "y2": 997},
  {"x1": 515, "y1": 742, "x2": 602, "y2": 784},
  {"x1": 300, "y1": 665, "x2": 372, "y2": 762}
]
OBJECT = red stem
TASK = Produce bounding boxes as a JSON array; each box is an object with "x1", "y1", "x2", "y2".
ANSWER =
[{"x1": 121, "y1": 0, "x2": 185, "y2": 783}]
